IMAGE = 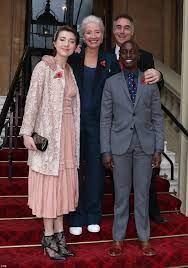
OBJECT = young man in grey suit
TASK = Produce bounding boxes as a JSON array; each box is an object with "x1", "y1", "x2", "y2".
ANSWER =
[
  {"x1": 100, "y1": 40, "x2": 164, "y2": 257},
  {"x1": 113, "y1": 14, "x2": 166, "y2": 224}
]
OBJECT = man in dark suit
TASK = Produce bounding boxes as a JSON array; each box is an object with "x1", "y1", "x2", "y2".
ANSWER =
[
  {"x1": 100, "y1": 40, "x2": 164, "y2": 256},
  {"x1": 113, "y1": 14, "x2": 163, "y2": 87},
  {"x1": 112, "y1": 14, "x2": 166, "y2": 224}
]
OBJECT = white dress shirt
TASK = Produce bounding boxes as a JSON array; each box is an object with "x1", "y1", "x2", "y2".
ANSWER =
[{"x1": 115, "y1": 44, "x2": 120, "y2": 60}]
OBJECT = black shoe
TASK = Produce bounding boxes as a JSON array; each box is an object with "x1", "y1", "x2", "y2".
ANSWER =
[
  {"x1": 150, "y1": 215, "x2": 168, "y2": 224},
  {"x1": 41, "y1": 234, "x2": 66, "y2": 260},
  {"x1": 54, "y1": 231, "x2": 75, "y2": 257}
]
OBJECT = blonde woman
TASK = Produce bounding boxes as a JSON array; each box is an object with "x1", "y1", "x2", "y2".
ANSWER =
[{"x1": 67, "y1": 15, "x2": 120, "y2": 235}]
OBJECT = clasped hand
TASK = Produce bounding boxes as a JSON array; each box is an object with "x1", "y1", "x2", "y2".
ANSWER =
[
  {"x1": 102, "y1": 154, "x2": 114, "y2": 171},
  {"x1": 152, "y1": 152, "x2": 162, "y2": 169}
]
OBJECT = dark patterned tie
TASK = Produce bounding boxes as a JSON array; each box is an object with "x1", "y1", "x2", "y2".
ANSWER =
[{"x1": 127, "y1": 73, "x2": 137, "y2": 104}]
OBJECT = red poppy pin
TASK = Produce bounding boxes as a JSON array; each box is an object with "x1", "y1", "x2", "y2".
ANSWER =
[
  {"x1": 140, "y1": 76, "x2": 146, "y2": 85},
  {"x1": 100, "y1": 60, "x2": 106, "y2": 67},
  {"x1": 118, "y1": 61, "x2": 125, "y2": 71},
  {"x1": 54, "y1": 71, "x2": 63, "y2": 79}
]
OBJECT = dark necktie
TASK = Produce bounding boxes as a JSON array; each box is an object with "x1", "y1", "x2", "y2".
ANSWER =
[{"x1": 127, "y1": 73, "x2": 137, "y2": 104}]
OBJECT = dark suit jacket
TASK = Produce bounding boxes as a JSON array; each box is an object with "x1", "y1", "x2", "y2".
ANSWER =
[
  {"x1": 112, "y1": 47, "x2": 164, "y2": 90},
  {"x1": 68, "y1": 47, "x2": 120, "y2": 120}
]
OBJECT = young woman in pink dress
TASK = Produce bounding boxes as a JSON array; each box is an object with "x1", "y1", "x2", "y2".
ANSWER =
[{"x1": 19, "y1": 25, "x2": 80, "y2": 260}]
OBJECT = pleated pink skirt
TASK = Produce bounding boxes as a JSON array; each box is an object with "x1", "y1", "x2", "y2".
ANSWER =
[{"x1": 28, "y1": 100, "x2": 79, "y2": 218}]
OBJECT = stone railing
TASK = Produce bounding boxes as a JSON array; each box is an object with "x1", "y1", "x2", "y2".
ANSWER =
[
  {"x1": 154, "y1": 59, "x2": 181, "y2": 193},
  {"x1": 155, "y1": 58, "x2": 181, "y2": 124},
  {"x1": 155, "y1": 59, "x2": 181, "y2": 161}
]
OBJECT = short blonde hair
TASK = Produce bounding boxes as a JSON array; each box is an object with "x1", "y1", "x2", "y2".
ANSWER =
[{"x1": 80, "y1": 15, "x2": 105, "y2": 35}]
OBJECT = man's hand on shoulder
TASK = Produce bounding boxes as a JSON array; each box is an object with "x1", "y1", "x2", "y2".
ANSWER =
[
  {"x1": 144, "y1": 69, "x2": 162, "y2": 84},
  {"x1": 75, "y1": 44, "x2": 82, "y2": 54},
  {"x1": 42, "y1": 55, "x2": 56, "y2": 71}
]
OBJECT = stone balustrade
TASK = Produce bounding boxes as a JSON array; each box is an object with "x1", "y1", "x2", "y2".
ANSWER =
[
  {"x1": 155, "y1": 58, "x2": 181, "y2": 162},
  {"x1": 155, "y1": 59, "x2": 181, "y2": 194}
]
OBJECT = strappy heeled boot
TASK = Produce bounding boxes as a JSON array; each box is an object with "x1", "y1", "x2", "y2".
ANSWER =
[
  {"x1": 54, "y1": 231, "x2": 75, "y2": 257},
  {"x1": 41, "y1": 234, "x2": 66, "y2": 260}
]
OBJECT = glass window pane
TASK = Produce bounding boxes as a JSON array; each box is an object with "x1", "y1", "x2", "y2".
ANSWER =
[{"x1": 31, "y1": 0, "x2": 93, "y2": 49}]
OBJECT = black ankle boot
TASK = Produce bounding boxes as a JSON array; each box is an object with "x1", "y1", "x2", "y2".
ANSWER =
[
  {"x1": 54, "y1": 231, "x2": 75, "y2": 257},
  {"x1": 41, "y1": 234, "x2": 66, "y2": 260}
]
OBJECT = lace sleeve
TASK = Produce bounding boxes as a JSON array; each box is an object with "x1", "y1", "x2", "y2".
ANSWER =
[{"x1": 19, "y1": 61, "x2": 46, "y2": 136}]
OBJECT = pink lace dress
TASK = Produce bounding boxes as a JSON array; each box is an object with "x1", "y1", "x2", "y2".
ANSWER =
[{"x1": 28, "y1": 67, "x2": 79, "y2": 218}]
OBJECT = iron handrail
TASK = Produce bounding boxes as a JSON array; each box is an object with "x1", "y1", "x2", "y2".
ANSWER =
[
  {"x1": 162, "y1": 152, "x2": 174, "y2": 180},
  {"x1": 161, "y1": 104, "x2": 188, "y2": 137}
]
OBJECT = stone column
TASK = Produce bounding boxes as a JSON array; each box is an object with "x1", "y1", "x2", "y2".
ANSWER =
[
  {"x1": 0, "y1": 0, "x2": 26, "y2": 96},
  {"x1": 163, "y1": 0, "x2": 176, "y2": 67},
  {"x1": 112, "y1": 0, "x2": 128, "y2": 19},
  {"x1": 0, "y1": 0, "x2": 13, "y2": 95},
  {"x1": 179, "y1": 0, "x2": 188, "y2": 216},
  {"x1": 10, "y1": 0, "x2": 26, "y2": 82}
]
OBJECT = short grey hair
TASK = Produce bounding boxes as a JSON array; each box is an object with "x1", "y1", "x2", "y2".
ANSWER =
[
  {"x1": 80, "y1": 15, "x2": 105, "y2": 35},
  {"x1": 113, "y1": 14, "x2": 134, "y2": 31}
]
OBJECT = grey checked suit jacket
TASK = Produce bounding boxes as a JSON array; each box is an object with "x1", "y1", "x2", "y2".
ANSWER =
[{"x1": 100, "y1": 70, "x2": 164, "y2": 155}]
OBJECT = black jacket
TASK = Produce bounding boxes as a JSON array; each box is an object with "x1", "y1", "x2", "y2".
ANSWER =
[{"x1": 68, "y1": 48, "x2": 120, "y2": 119}]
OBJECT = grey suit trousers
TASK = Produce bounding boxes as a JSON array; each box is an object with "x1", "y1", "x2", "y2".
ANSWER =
[{"x1": 112, "y1": 129, "x2": 152, "y2": 241}]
